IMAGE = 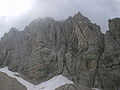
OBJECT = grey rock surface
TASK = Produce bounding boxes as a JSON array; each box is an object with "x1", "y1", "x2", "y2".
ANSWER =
[
  {"x1": 97, "y1": 18, "x2": 120, "y2": 90},
  {"x1": 61, "y1": 12, "x2": 104, "y2": 88},
  {"x1": 0, "y1": 72, "x2": 27, "y2": 90},
  {"x1": 0, "y1": 12, "x2": 119, "y2": 90},
  {"x1": 55, "y1": 84, "x2": 93, "y2": 90}
]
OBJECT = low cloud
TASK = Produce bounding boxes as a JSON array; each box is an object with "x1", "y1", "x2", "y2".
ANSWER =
[{"x1": 0, "y1": 0, "x2": 120, "y2": 37}]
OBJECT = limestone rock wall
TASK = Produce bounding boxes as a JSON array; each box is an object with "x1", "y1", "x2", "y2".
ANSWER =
[{"x1": 0, "y1": 12, "x2": 119, "y2": 90}]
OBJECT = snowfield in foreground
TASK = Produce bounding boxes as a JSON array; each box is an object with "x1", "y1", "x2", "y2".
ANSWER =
[
  {"x1": 0, "y1": 67, "x2": 73, "y2": 90},
  {"x1": 0, "y1": 67, "x2": 100, "y2": 90}
]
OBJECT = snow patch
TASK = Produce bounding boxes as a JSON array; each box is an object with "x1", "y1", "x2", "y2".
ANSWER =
[
  {"x1": 0, "y1": 67, "x2": 35, "y2": 90},
  {"x1": 92, "y1": 88, "x2": 101, "y2": 90},
  {"x1": 0, "y1": 67, "x2": 73, "y2": 90}
]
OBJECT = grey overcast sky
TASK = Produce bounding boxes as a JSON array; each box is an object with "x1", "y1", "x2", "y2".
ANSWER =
[{"x1": 0, "y1": 0, "x2": 120, "y2": 37}]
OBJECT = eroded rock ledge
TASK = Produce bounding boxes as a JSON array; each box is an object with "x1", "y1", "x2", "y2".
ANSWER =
[{"x1": 0, "y1": 12, "x2": 120, "y2": 90}]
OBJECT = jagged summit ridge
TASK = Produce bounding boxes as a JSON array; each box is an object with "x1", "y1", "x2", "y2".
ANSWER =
[{"x1": 0, "y1": 12, "x2": 120, "y2": 90}]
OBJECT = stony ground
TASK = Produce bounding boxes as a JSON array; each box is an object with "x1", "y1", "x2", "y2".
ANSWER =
[{"x1": 0, "y1": 72, "x2": 27, "y2": 90}]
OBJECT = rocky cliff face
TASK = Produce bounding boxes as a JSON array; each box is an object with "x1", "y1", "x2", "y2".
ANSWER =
[
  {"x1": 0, "y1": 12, "x2": 119, "y2": 90},
  {"x1": 98, "y1": 18, "x2": 120, "y2": 90}
]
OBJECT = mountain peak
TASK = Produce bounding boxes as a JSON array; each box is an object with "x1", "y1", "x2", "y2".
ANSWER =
[
  {"x1": 108, "y1": 18, "x2": 120, "y2": 33},
  {"x1": 75, "y1": 12, "x2": 83, "y2": 16},
  {"x1": 31, "y1": 17, "x2": 55, "y2": 24},
  {"x1": 0, "y1": 13, "x2": 119, "y2": 90},
  {"x1": 67, "y1": 12, "x2": 91, "y2": 22},
  {"x1": 9, "y1": 27, "x2": 19, "y2": 33}
]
